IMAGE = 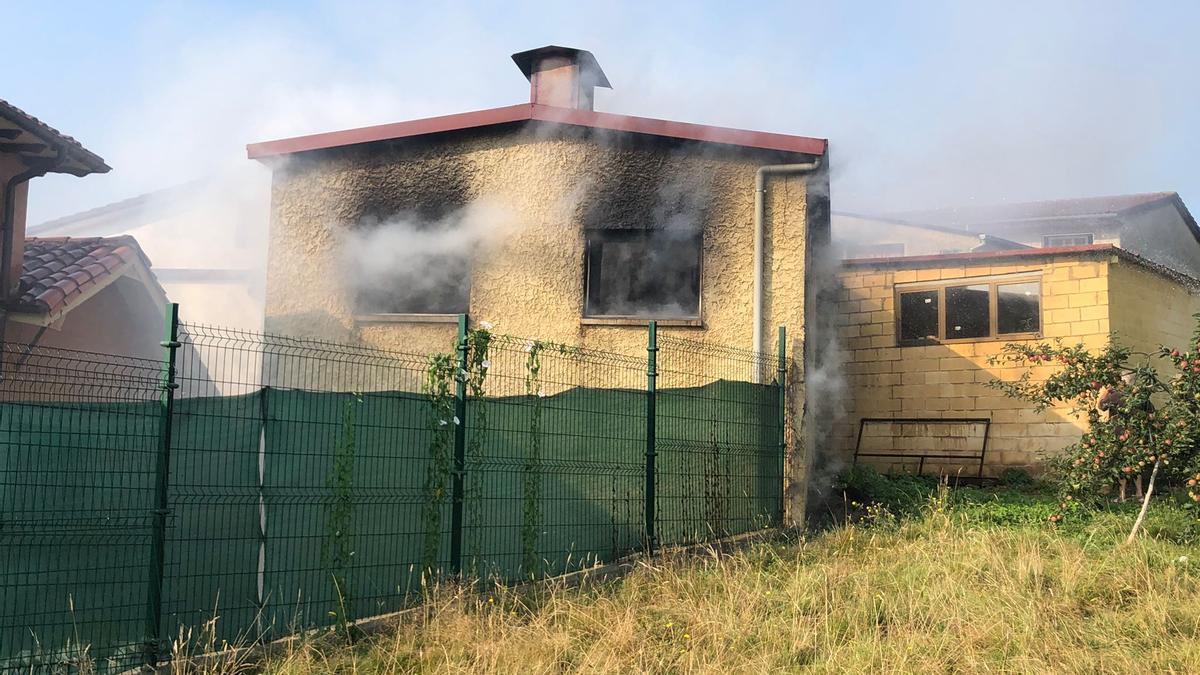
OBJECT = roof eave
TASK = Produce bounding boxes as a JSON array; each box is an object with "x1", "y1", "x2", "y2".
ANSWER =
[{"x1": 246, "y1": 103, "x2": 828, "y2": 160}]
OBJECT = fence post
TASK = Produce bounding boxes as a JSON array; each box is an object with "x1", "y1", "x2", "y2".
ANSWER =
[
  {"x1": 145, "y1": 302, "x2": 180, "y2": 667},
  {"x1": 777, "y1": 325, "x2": 787, "y2": 527},
  {"x1": 645, "y1": 320, "x2": 657, "y2": 555},
  {"x1": 449, "y1": 313, "x2": 469, "y2": 576}
]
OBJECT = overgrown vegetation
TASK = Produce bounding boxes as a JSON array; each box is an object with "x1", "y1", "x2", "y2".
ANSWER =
[{"x1": 163, "y1": 471, "x2": 1200, "y2": 674}]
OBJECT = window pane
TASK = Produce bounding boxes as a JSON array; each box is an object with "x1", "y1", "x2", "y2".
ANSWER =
[
  {"x1": 899, "y1": 290, "x2": 939, "y2": 342},
  {"x1": 998, "y1": 281, "x2": 1040, "y2": 334},
  {"x1": 585, "y1": 230, "x2": 701, "y2": 317},
  {"x1": 945, "y1": 284, "x2": 990, "y2": 339}
]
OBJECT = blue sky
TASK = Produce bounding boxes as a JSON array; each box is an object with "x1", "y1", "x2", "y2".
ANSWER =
[{"x1": 9, "y1": 1, "x2": 1199, "y2": 224}]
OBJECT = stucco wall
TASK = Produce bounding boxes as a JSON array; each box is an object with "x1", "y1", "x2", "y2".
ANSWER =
[
  {"x1": 834, "y1": 254, "x2": 1114, "y2": 476},
  {"x1": 264, "y1": 125, "x2": 818, "y2": 368},
  {"x1": 263, "y1": 124, "x2": 824, "y2": 524}
]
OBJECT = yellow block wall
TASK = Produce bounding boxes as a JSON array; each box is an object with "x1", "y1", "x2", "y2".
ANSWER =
[
  {"x1": 835, "y1": 255, "x2": 1113, "y2": 475},
  {"x1": 1107, "y1": 260, "x2": 1200, "y2": 363}
]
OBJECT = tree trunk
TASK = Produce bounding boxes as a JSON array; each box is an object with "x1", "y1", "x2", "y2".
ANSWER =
[{"x1": 1125, "y1": 458, "x2": 1162, "y2": 545}]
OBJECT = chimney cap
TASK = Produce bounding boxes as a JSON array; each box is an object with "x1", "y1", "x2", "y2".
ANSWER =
[{"x1": 511, "y1": 45, "x2": 611, "y2": 89}]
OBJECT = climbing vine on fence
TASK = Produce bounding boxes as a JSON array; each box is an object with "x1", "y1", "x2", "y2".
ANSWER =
[
  {"x1": 321, "y1": 394, "x2": 359, "y2": 627},
  {"x1": 421, "y1": 353, "x2": 456, "y2": 574},
  {"x1": 704, "y1": 419, "x2": 729, "y2": 538},
  {"x1": 463, "y1": 326, "x2": 491, "y2": 571},
  {"x1": 522, "y1": 340, "x2": 545, "y2": 576}
]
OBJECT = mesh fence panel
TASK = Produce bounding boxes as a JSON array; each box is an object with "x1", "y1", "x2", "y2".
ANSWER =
[
  {"x1": 0, "y1": 319, "x2": 789, "y2": 672},
  {"x1": 0, "y1": 344, "x2": 162, "y2": 672}
]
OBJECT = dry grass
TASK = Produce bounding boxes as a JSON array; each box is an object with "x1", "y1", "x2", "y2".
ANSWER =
[{"x1": 170, "y1": 495, "x2": 1200, "y2": 675}]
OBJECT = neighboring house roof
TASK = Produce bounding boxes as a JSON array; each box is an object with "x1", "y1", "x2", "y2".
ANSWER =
[
  {"x1": 842, "y1": 243, "x2": 1200, "y2": 292},
  {"x1": 894, "y1": 192, "x2": 1197, "y2": 240},
  {"x1": 833, "y1": 210, "x2": 985, "y2": 238},
  {"x1": 971, "y1": 234, "x2": 1031, "y2": 252},
  {"x1": 28, "y1": 183, "x2": 199, "y2": 237},
  {"x1": 246, "y1": 103, "x2": 828, "y2": 159},
  {"x1": 8, "y1": 236, "x2": 165, "y2": 323},
  {"x1": 0, "y1": 99, "x2": 110, "y2": 176}
]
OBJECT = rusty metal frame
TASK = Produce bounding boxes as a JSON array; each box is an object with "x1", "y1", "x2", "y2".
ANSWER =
[{"x1": 853, "y1": 417, "x2": 991, "y2": 478}]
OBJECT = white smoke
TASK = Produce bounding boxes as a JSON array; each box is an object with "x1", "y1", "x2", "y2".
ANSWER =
[{"x1": 336, "y1": 199, "x2": 519, "y2": 315}]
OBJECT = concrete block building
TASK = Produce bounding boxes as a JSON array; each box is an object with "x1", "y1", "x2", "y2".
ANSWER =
[{"x1": 837, "y1": 244, "x2": 1200, "y2": 476}]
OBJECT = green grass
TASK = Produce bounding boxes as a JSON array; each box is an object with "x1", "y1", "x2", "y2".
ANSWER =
[{"x1": 175, "y1": 472, "x2": 1200, "y2": 674}]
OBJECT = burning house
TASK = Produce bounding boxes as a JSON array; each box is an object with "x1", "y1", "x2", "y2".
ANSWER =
[{"x1": 247, "y1": 46, "x2": 829, "y2": 380}]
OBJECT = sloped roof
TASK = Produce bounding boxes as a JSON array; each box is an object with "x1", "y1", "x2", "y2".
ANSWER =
[
  {"x1": 842, "y1": 243, "x2": 1200, "y2": 292},
  {"x1": 0, "y1": 99, "x2": 110, "y2": 176},
  {"x1": 247, "y1": 103, "x2": 827, "y2": 159},
  {"x1": 10, "y1": 236, "x2": 158, "y2": 318},
  {"x1": 895, "y1": 192, "x2": 1184, "y2": 230}
]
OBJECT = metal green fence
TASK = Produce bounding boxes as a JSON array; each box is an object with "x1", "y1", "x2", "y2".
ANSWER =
[{"x1": 0, "y1": 308, "x2": 790, "y2": 672}]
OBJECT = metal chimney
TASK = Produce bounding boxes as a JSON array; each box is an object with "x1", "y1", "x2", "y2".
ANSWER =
[{"x1": 512, "y1": 45, "x2": 611, "y2": 111}]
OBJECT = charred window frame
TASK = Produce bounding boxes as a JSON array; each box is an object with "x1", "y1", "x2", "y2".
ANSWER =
[
  {"x1": 583, "y1": 229, "x2": 703, "y2": 320},
  {"x1": 895, "y1": 274, "x2": 1042, "y2": 346}
]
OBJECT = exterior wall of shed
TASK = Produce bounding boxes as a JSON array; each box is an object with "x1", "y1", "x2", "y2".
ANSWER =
[
  {"x1": 1107, "y1": 260, "x2": 1200, "y2": 363},
  {"x1": 263, "y1": 127, "x2": 818, "y2": 373},
  {"x1": 835, "y1": 255, "x2": 1113, "y2": 476}
]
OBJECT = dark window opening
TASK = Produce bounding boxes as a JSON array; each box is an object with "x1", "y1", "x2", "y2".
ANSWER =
[
  {"x1": 899, "y1": 290, "x2": 939, "y2": 342},
  {"x1": 998, "y1": 281, "x2": 1040, "y2": 334},
  {"x1": 355, "y1": 251, "x2": 471, "y2": 314},
  {"x1": 945, "y1": 284, "x2": 990, "y2": 339},
  {"x1": 348, "y1": 214, "x2": 473, "y2": 315},
  {"x1": 585, "y1": 229, "x2": 701, "y2": 317}
]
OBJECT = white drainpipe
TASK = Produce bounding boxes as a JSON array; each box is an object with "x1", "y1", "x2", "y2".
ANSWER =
[{"x1": 753, "y1": 161, "x2": 822, "y2": 370}]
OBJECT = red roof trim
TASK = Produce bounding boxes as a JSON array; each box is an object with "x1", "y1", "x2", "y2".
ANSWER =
[
  {"x1": 841, "y1": 244, "x2": 1117, "y2": 267},
  {"x1": 246, "y1": 103, "x2": 827, "y2": 159},
  {"x1": 528, "y1": 105, "x2": 827, "y2": 155}
]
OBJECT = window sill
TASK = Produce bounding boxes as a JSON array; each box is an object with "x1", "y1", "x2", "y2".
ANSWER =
[
  {"x1": 898, "y1": 332, "x2": 1042, "y2": 347},
  {"x1": 581, "y1": 316, "x2": 703, "y2": 328},
  {"x1": 354, "y1": 313, "x2": 462, "y2": 324}
]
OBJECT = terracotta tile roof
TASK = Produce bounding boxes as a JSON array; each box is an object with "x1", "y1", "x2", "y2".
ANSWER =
[
  {"x1": 11, "y1": 236, "x2": 150, "y2": 317},
  {"x1": 0, "y1": 99, "x2": 110, "y2": 176}
]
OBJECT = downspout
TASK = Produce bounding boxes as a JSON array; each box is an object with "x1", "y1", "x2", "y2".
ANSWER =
[
  {"x1": 0, "y1": 144, "x2": 67, "y2": 357},
  {"x1": 753, "y1": 160, "x2": 822, "y2": 368}
]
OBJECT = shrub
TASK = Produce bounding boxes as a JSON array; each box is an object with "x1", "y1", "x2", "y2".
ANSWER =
[{"x1": 989, "y1": 315, "x2": 1200, "y2": 542}]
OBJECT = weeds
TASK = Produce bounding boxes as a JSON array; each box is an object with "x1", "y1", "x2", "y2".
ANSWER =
[{"x1": 166, "y1": 473, "x2": 1198, "y2": 674}]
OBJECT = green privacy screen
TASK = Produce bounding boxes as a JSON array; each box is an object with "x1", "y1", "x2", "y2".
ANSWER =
[{"x1": 0, "y1": 325, "x2": 788, "y2": 672}]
